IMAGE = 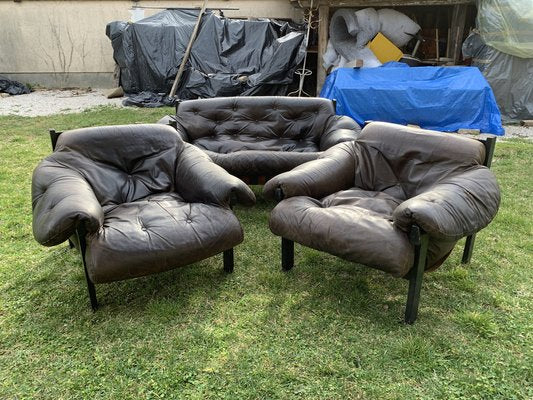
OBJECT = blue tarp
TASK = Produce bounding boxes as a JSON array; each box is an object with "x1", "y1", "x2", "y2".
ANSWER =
[{"x1": 320, "y1": 64, "x2": 504, "y2": 135}]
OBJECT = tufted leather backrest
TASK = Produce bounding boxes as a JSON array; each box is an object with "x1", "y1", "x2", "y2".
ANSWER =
[
  {"x1": 45, "y1": 124, "x2": 184, "y2": 206},
  {"x1": 353, "y1": 122, "x2": 486, "y2": 200},
  {"x1": 176, "y1": 96, "x2": 335, "y2": 142}
]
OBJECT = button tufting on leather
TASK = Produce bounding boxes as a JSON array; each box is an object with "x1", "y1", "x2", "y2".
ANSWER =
[{"x1": 186, "y1": 218, "x2": 192, "y2": 223}]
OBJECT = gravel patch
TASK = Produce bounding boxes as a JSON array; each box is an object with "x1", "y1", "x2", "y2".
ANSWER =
[
  {"x1": 1, "y1": 90, "x2": 532, "y2": 141},
  {"x1": 502, "y1": 124, "x2": 533, "y2": 140},
  {"x1": 0, "y1": 89, "x2": 123, "y2": 117}
]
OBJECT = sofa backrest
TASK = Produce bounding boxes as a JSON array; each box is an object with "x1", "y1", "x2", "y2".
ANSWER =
[
  {"x1": 49, "y1": 124, "x2": 184, "y2": 206},
  {"x1": 354, "y1": 122, "x2": 486, "y2": 200},
  {"x1": 175, "y1": 96, "x2": 335, "y2": 142}
]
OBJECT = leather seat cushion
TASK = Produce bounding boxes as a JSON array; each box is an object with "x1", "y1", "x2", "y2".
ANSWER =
[
  {"x1": 85, "y1": 193, "x2": 243, "y2": 283},
  {"x1": 204, "y1": 150, "x2": 320, "y2": 177},
  {"x1": 193, "y1": 134, "x2": 320, "y2": 153},
  {"x1": 269, "y1": 188, "x2": 415, "y2": 277}
]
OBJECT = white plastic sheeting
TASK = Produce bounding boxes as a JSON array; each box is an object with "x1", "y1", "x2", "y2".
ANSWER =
[
  {"x1": 323, "y1": 41, "x2": 382, "y2": 71},
  {"x1": 477, "y1": 0, "x2": 533, "y2": 58}
]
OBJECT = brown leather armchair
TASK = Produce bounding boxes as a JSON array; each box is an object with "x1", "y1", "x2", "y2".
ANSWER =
[
  {"x1": 158, "y1": 96, "x2": 361, "y2": 182},
  {"x1": 264, "y1": 122, "x2": 500, "y2": 323},
  {"x1": 32, "y1": 124, "x2": 256, "y2": 309}
]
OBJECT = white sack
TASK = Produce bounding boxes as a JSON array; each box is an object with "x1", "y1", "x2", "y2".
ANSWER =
[
  {"x1": 377, "y1": 9, "x2": 421, "y2": 47},
  {"x1": 354, "y1": 8, "x2": 380, "y2": 47}
]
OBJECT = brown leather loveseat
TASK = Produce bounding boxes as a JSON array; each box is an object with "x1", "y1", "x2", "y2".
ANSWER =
[
  {"x1": 32, "y1": 124, "x2": 256, "y2": 309},
  {"x1": 159, "y1": 96, "x2": 361, "y2": 181},
  {"x1": 264, "y1": 122, "x2": 501, "y2": 323}
]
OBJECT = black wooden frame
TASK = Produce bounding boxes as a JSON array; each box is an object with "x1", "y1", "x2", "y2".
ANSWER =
[
  {"x1": 277, "y1": 135, "x2": 497, "y2": 324},
  {"x1": 48, "y1": 129, "x2": 235, "y2": 311}
]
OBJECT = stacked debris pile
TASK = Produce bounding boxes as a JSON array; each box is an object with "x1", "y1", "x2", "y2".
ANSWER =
[
  {"x1": 324, "y1": 8, "x2": 420, "y2": 71},
  {"x1": 106, "y1": 10, "x2": 306, "y2": 105}
]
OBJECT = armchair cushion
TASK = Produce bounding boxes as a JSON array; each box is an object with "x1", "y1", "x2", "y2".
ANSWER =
[
  {"x1": 270, "y1": 189, "x2": 414, "y2": 277},
  {"x1": 176, "y1": 144, "x2": 256, "y2": 207},
  {"x1": 263, "y1": 141, "x2": 356, "y2": 200},
  {"x1": 393, "y1": 167, "x2": 501, "y2": 241},
  {"x1": 86, "y1": 193, "x2": 243, "y2": 283},
  {"x1": 320, "y1": 115, "x2": 361, "y2": 151},
  {"x1": 205, "y1": 150, "x2": 319, "y2": 178},
  {"x1": 32, "y1": 166, "x2": 104, "y2": 246}
]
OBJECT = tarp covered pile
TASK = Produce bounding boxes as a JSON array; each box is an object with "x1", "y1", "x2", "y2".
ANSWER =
[
  {"x1": 463, "y1": 32, "x2": 532, "y2": 122},
  {"x1": 467, "y1": 0, "x2": 533, "y2": 121},
  {"x1": 106, "y1": 10, "x2": 305, "y2": 104},
  {"x1": 321, "y1": 63, "x2": 504, "y2": 135}
]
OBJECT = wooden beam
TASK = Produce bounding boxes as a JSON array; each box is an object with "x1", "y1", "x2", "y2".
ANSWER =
[
  {"x1": 316, "y1": 5, "x2": 329, "y2": 96},
  {"x1": 169, "y1": 0, "x2": 208, "y2": 98},
  {"x1": 447, "y1": 4, "x2": 468, "y2": 64},
  {"x1": 293, "y1": 0, "x2": 474, "y2": 7}
]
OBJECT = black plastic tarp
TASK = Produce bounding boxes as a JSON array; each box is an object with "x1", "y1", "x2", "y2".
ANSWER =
[
  {"x1": 0, "y1": 76, "x2": 31, "y2": 95},
  {"x1": 106, "y1": 11, "x2": 198, "y2": 94},
  {"x1": 106, "y1": 10, "x2": 305, "y2": 102}
]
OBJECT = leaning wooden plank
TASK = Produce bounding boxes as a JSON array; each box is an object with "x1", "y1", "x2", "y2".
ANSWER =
[{"x1": 169, "y1": 0, "x2": 208, "y2": 98}]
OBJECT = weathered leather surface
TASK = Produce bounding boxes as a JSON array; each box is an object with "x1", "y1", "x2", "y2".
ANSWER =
[
  {"x1": 86, "y1": 193, "x2": 243, "y2": 283},
  {"x1": 205, "y1": 150, "x2": 320, "y2": 177},
  {"x1": 265, "y1": 122, "x2": 500, "y2": 276},
  {"x1": 162, "y1": 96, "x2": 361, "y2": 176},
  {"x1": 32, "y1": 124, "x2": 255, "y2": 283}
]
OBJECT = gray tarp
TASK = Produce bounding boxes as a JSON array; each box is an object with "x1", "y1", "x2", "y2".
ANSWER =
[{"x1": 463, "y1": 32, "x2": 533, "y2": 122}]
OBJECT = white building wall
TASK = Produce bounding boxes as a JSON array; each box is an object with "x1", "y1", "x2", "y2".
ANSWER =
[{"x1": 0, "y1": 0, "x2": 301, "y2": 88}]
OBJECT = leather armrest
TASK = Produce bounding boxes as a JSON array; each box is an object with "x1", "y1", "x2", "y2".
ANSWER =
[
  {"x1": 319, "y1": 115, "x2": 361, "y2": 151},
  {"x1": 32, "y1": 163, "x2": 104, "y2": 246},
  {"x1": 393, "y1": 167, "x2": 500, "y2": 241},
  {"x1": 176, "y1": 144, "x2": 256, "y2": 207},
  {"x1": 263, "y1": 141, "x2": 356, "y2": 200},
  {"x1": 156, "y1": 115, "x2": 190, "y2": 142}
]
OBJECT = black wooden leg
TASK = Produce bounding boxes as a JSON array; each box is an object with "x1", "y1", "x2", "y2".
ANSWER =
[
  {"x1": 223, "y1": 248, "x2": 234, "y2": 273},
  {"x1": 68, "y1": 239, "x2": 75, "y2": 249},
  {"x1": 76, "y1": 227, "x2": 98, "y2": 311},
  {"x1": 281, "y1": 237, "x2": 294, "y2": 271},
  {"x1": 461, "y1": 234, "x2": 476, "y2": 264},
  {"x1": 405, "y1": 228, "x2": 429, "y2": 324}
]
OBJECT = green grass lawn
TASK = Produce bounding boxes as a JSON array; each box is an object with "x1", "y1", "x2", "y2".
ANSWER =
[{"x1": 0, "y1": 106, "x2": 531, "y2": 399}]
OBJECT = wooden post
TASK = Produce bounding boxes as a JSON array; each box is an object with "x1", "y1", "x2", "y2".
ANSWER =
[
  {"x1": 446, "y1": 4, "x2": 467, "y2": 64},
  {"x1": 316, "y1": 4, "x2": 329, "y2": 96}
]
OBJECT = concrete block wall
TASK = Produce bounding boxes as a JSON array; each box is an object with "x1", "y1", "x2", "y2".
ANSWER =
[{"x1": 0, "y1": 0, "x2": 301, "y2": 88}]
